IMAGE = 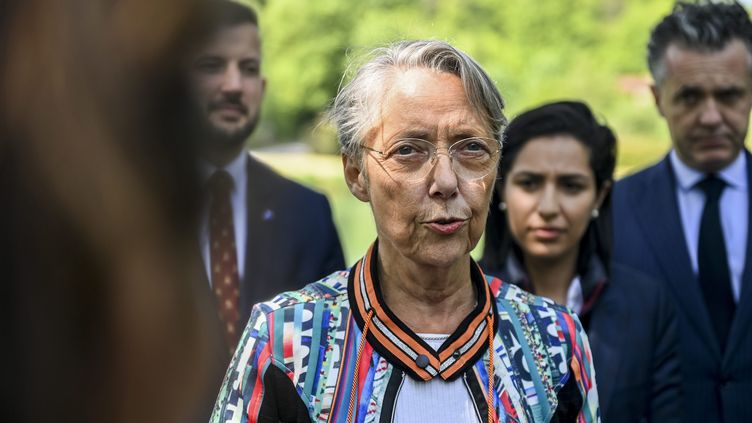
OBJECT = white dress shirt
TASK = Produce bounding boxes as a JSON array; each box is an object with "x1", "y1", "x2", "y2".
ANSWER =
[
  {"x1": 670, "y1": 150, "x2": 748, "y2": 302},
  {"x1": 199, "y1": 152, "x2": 248, "y2": 286}
]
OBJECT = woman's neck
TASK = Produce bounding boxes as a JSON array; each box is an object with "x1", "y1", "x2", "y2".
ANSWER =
[
  {"x1": 523, "y1": 248, "x2": 579, "y2": 306},
  {"x1": 377, "y1": 253, "x2": 477, "y2": 334}
]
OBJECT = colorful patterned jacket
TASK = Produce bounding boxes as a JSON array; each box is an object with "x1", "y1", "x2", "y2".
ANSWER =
[{"x1": 211, "y1": 244, "x2": 600, "y2": 422}]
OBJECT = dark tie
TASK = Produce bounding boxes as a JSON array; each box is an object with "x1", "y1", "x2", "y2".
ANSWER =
[
  {"x1": 208, "y1": 170, "x2": 241, "y2": 353},
  {"x1": 697, "y1": 175, "x2": 735, "y2": 350}
]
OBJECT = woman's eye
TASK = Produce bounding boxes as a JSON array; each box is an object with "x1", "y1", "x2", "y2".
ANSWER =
[
  {"x1": 457, "y1": 139, "x2": 491, "y2": 154},
  {"x1": 388, "y1": 140, "x2": 429, "y2": 159},
  {"x1": 396, "y1": 145, "x2": 417, "y2": 155},
  {"x1": 464, "y1": 141, "x2": 483, "y2": 151},
  {"x1": 562, "y1": 182, "x2": 585, "y2": 193},
  {"x1": 517, "y1": 179, "x2": 538, "y2": 190}
]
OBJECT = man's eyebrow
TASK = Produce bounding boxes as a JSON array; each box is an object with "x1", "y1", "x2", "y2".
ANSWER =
[{"x1": 672, "y1": 85, "x2": 702, "y2": 99}]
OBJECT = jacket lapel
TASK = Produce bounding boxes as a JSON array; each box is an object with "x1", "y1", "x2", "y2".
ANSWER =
[
  {"x1": 725, "y1": 149, "x2": 752, "y2": 361},
  {"x1": 630, "y1": 156, "x2": 720, "y2": 359},
  {"x1": 241, "y1": 153, "x2": 277, "y2": 324}
]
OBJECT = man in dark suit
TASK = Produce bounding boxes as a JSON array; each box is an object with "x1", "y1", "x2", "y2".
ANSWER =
[
  {"x1": 612, "y1": 2, "x2": 752, "y2": 421},
  {"x1": 187, "y1": 1, "x2": 345, "y2": 355}
]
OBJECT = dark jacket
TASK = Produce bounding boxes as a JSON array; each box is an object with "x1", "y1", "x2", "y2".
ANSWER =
[
  {"x1": 201, "y1": 153, "x2": 346, "y2": 421},
  {"x1": 483, "y1": 255, "x2": 682, "y2": 422},
  {"x1": 612, "y1": 152, "x2": 752, "y2": 422}
]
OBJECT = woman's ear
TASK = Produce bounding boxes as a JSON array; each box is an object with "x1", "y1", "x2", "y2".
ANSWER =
[
  {"x1": 343, "y1": 154, "x2": 370, "y2": 202},
  {"x1": 594, "y1": 180, "x2": 612, "y2": 210}
]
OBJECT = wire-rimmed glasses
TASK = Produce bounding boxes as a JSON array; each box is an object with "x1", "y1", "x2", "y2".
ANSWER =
[{"x1": 362, "y1": 137, "x2": 501, "y2": 182}]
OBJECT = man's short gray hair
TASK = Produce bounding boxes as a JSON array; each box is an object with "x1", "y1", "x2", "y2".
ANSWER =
[
  {"x1": 328, "y1": 40, "x2": 507, "y2": 159},
  {"x1": 647, "y1": 1, "x2": 752, "y2": 86}
]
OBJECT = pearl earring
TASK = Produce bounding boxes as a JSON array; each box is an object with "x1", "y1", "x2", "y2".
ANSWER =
[
  {"x1": 499, "y1": 202, "x2": 507, "y2": 212},
  {"x1": 591, "y1": 209, "x2": 600, "y2": 219}
]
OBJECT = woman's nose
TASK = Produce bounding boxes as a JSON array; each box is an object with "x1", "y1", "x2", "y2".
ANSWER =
[{"x1": 428, "y1": 154, "x2": 459, "y2": 199}]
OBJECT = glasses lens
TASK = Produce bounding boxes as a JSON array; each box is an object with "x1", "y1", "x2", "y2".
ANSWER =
[
  {"x1": 380, "y1": 138, "x2": 434, "y2": 181},
  {"x1": 450, "y1": 137, "x2": 500, "y2": 180}
]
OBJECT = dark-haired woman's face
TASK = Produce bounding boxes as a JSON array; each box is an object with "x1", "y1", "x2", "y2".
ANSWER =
[{"x1": 503, "y1": 135, "x2": 605, "y2": 262}]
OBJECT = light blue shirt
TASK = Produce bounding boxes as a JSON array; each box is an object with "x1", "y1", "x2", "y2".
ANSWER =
[
  {"x1": 200, "y1": 152, "x2": 249, "y2": 285},
  {"x1": 670, "y1": 150, "x2": 748, "y2": 302}
]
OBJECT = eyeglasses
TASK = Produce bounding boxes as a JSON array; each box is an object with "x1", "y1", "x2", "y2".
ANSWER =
[{"x1": 362, "y1": 137, "x2": 501, "y2": 182}]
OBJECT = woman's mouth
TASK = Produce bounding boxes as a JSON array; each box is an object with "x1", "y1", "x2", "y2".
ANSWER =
[
  {"x1": 532, "y1": 227, "x2": 563, "y2": 241},
  {"x1": 427, "y1": 219, "x2": 467, "y2": 235}
]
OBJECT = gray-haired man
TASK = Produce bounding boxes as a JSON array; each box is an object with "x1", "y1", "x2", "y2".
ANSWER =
[{"x1": 613, "y1": 2, "x2": 752, "y2": 421}]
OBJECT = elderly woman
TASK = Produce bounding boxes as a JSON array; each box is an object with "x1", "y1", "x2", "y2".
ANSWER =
[
  {"x1": 211, "y1": 41, "x2": 599, "y2": 423},
  {"x1": 482, "y1": 101, "x2": 681, "y2": 422}
]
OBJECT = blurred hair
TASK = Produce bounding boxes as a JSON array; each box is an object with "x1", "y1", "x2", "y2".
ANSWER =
[
  {"x1": 0, "y1": 1, "x2": 222, "y2": 422},
  {"x1": 206, "y1": 1, "x2": 259, "y2": 34},
  {"x1": 327, "y1": 39, "x2": 507, "y2": 160},
  {"x1": 647, "y1": 1, "x2": 752, "y2": 85},
  {"x1": 482, "y1": 101, "x2": 617, "y2": 277}
]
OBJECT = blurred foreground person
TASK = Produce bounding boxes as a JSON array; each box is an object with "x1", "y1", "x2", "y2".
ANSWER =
[
  {"x1": 1, "y1": 1, "x2": 219, "y2": 422},
  {"x1": 612, "y1": 3, "x2": 752, "y2": 420},
  {"x1": 186, "y1": 0, "x2": 345, "y2": 358},
  {"x1": 482, "y1": 101, "x2": 681, "y2": 422},
  {"x1": 211, "y1": 40, "x2": 599, "y2": 423}
]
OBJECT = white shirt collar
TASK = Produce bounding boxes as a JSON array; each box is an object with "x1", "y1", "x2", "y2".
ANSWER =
[
  {"x1": 199, "y1": 151, "x2": 248, "y2": 191},
  {"x1": 567, "y1": 275, "x2": 584, "y2": 315},
  {"x1": 670, "y1": 149, "x2": 747, "y2": 192}
]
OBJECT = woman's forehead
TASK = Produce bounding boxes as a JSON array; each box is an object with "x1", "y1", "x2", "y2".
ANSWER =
[{"x1": 368, "y1": 69, "x2": 489, "y2": 140}]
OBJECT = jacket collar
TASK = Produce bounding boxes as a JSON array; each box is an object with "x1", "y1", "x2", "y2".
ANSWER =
[
  {"x1": 501, "y1": 249, "x2": 608, "y2": 321},
  {"x1": 348, "y1": 241, "x2": 498, "y2": 381}
]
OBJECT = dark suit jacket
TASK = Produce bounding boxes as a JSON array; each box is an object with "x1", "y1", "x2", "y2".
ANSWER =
[
  {"x1": 481, "y1": 259, "x2": 682, "y2": 422},
  {"x1": 200, "y1": 153, "x2": 346, "y2": 420},
  {"x1": 588, "y1": 263, "x2": 681, "y2": 423},
  {"x1": 612, "y1": 152, "x2": 752, "y2": 422},
  {"x1": 239, "y1": 153, "x2": 345, "y2": 323}
]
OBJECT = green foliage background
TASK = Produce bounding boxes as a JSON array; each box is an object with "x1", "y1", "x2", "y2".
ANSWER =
[
  {"x1": 242, "y1": 0, "x2": 675, "y2": 151},
  {"x1": 230, "y1": 0, "x2": 690, "y2": 263}
]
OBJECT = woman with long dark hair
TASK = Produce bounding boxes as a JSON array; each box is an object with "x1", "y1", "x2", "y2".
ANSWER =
[{"x1": 482, "y1": 101, "x2": 682, "y2": 422}]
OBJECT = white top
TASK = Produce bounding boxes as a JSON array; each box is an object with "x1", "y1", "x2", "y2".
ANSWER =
[
  {"x1": 670, "y1": 150, "x2": 748, "y2": 302},
  {"x1": 199, "y1": 152, "x2": 249, "y2": 286},
  {"x1": 566, "y1": 276, "x2": 584, "y2": 315},
  {"x1": 393, "y1": 334, "x2": 481, "y2": 423}
]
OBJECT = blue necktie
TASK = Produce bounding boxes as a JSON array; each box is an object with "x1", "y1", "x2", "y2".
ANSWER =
[{"x1": 697, "y1": 175, "x2": 735, "y2": 351}]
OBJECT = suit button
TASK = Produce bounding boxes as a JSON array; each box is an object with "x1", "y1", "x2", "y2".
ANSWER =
[{"x1": 415, "y1": 354, "x2": 429, "y2": 369}]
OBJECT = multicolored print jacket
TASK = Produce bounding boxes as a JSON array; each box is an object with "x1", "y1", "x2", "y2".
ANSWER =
[{"x1": 211, "y1": 244, "x2": 600, "y2": 423}]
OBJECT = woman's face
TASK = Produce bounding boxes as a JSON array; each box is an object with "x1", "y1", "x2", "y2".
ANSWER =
[
  {"x1": 343, "y1": 68, "x2": 497, "y2": 268},
  {"x1": 503, "y1": 135, "x2": 604, "y2": 262}
]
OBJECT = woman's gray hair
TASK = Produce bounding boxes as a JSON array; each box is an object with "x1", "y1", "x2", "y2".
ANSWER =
[{"x1": 328, "y1": 40, "x2": 507, "y2": 159}]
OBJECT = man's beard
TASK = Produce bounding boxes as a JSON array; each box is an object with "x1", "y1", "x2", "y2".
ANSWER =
[{"x1": 199, "y1": 110, "x2": 260, "y2": 154}]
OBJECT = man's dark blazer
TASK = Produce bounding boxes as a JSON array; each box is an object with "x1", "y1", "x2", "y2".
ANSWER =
[
  {"x1": 238, "y1": 153, "x2": 346, "y2": 324},
  {"x1": 200, "y1": 153, "x2": 346, "y2": 420},
  {"x1": 612, "y1": 151, "x2": 752, "y2": 422},
  {"x1": 588, "y1": 263, "x2": 681, "y2": 423}
]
